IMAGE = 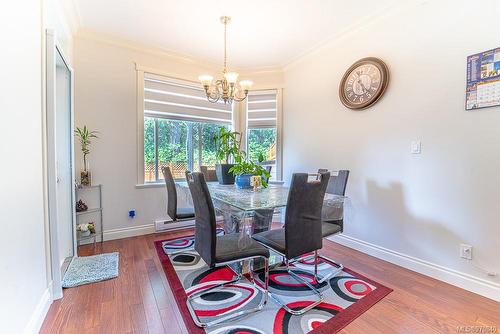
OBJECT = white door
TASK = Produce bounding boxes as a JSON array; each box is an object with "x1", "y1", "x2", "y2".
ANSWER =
[
  {"x1": 46, "y1": 30, "x2": 76, "y2": 300},
  {"x1": 55, "y1": 51, "x2": 74, "y2": 271}
]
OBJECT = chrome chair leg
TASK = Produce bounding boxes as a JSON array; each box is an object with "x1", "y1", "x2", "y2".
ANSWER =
[
  {"x1": 291, "y1": 252, "x2": 344, "y2": 283},
  {"x1": 186, "y1": 256, "x2": 269, "y2": 328},
  {"x1": 315, "y1": 255, "x2": 344, "y2": 283},
  {"x1": 268, "y1": 252, "x2": 324, "y2": 315}
]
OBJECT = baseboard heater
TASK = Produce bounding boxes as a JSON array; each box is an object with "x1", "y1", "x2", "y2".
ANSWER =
[
  {"x1": 155, "y1": 219, "x2": 195, "y2": 232},
  {"x1": 155, "y1": 214, "x2": 230, "y2": 232}
]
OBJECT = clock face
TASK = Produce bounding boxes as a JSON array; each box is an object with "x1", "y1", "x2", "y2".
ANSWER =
[{"x1": 339, "y1": 58, "x2": 389, "y2": 110}]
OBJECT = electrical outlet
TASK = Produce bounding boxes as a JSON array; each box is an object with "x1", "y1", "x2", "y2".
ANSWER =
[{"x1": 460, "y1": 244, "x2": 472, "y2": 260}]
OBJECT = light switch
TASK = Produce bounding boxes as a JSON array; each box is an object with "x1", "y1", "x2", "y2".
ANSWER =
[{"x1": 411, "y1": 140, "x2": 421, "y2": 154}]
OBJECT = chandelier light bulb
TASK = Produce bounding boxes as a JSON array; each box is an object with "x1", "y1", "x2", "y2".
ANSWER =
[
  {"x1": 198, "y1": 75, "x2": 213, "y2": 86},
  {"x1": 224, "y1": 72, "x2": 239, "y2": 84}
]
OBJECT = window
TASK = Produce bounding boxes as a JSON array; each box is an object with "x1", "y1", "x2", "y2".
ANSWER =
[
  {"x1": 142, "y1": 73, "x2": 232, "y2": 182},
  {"x1": 246, "y1": 90, "x2": 279, "y2": 180}
]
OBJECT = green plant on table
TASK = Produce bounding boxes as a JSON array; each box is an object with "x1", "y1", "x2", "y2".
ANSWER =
[
  {"x1": 229, "y1": 154, "x2": 271, "y2": 188},
  {"x1": 213, "y1": 127, "x2": 242, "y2": 164}
]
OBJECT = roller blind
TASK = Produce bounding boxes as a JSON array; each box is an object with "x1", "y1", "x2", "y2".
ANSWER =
[
  {"x1": 246, "y1": 90, "x2": 277, "y2": 128},
  {"x1": 143, "y1": 72, "x2": 233, "y2": 124}
]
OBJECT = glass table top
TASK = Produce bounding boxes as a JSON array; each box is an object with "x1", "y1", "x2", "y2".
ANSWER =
[
  {"x1": 176, "y1": 181, "x2": 345, "y2": 215},
  {"x1": 176, "y1": 182, "x2": 288, "y2": 211}
]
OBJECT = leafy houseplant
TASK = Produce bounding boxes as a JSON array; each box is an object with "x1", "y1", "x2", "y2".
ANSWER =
[
  {"x1": 75, "y1": 126, "x2": 98, "y2": 186},
  {"x1": 213, "y1": 127, "x2": 242, "y2": 184},
  {"x1": 229, "y1": 154, "x2": 271, "y2": 189}
]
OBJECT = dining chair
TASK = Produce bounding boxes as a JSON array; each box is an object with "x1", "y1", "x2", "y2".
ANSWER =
[
  {"x1": 161, "y1": 166, "x2": 195, "y2": 222},
  {"x1": 200, "y1": 165, "x2": 218, "y2": 182},
  {"x1": 301, "y1": 169, "x2": 349, "y2": 283},
  {"x1": 185, "y1": 172, "x2": 270, "y2": 327},
  {"x1": 264, "y1": 165, "x2": 273, "y2": 183},
  {"x1": 252, "y1": 172, "x2": 330, "y2": 315}
]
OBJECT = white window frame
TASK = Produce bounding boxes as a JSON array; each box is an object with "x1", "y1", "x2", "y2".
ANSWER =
[
  {"x1": 136, "y1": 64, "x2": 238, "y2": 186},
  {"x1": 242, "y1": 89, "x2": 283, "y2": 181},
  {"x1": 136, "y1": 67, "x2": 146, "y2": 185}
]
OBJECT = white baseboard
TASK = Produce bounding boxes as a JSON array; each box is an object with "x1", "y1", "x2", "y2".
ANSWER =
[
  {"x1": 102, "y1": 223, "x2": 156, "y2": 241},
  {"x1": 78, "y1": 220, "x2": 194, "y2": 246},
  {"x1": 24, "y1": 287, "x2": 52, "y2": 334},
  {"x1": 330, "y1": 234, "x2": 500, "y2": 302}
]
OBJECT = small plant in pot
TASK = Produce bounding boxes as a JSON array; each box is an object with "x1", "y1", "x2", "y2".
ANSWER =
[
  {"x1": 229, "y1": 154, "x2": 271, "y2": 189},
  {"x1": 213, "y1": 127, "x2": 242, "y2": 185},
  {"x1": 75, "y1": 126, "x2": 98, "y2": 186}
]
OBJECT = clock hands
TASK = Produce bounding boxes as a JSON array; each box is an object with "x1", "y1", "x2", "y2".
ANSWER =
[{"x1": 357, "y1": 79, "x2": 368, "y2": 94}]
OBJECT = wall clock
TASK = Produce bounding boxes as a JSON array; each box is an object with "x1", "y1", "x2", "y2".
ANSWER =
[{"x1": 339, "y1": 57, "x2": 389, "y2": 110}]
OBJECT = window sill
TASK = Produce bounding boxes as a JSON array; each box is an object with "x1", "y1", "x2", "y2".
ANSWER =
[{"x1": 135, "y1": 183, "x2": 165, "y2": 189}]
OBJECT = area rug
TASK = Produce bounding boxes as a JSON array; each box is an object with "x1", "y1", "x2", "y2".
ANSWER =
[
  {"x1": 155, "y1": 232, "x2": 391, "y2": 334},
  {"x1": 62, "y1": 252, "x2": 119, "y2": 288}
]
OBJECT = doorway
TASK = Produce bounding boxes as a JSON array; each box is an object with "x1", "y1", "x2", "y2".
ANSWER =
[{"x1": 46, "y1": 30, "x2": 76, "y2": 300}]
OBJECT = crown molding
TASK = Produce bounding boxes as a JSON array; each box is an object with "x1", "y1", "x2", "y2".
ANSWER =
[
  {"x1": 282, "y1": 0, "x2": 425, "y2": 71},
  {"x1": 70, "y1": 0, "x2": 428, "y2": 73},
  {"x1": 75, "y1": 29, "x2": 284, "y2": 74}
]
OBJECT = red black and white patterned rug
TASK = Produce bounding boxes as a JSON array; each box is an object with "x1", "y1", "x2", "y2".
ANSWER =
[{"x1": 155, "y1": 230, "x2": 392, "y2": 334}]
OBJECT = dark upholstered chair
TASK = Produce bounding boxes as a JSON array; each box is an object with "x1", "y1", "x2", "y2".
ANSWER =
[
  {"x1": 185, "y1": 172, "x2": 270, "y2": 327},
  {"x1": 161, "y1": 166, "x2": 195, "y2": 222},
  {"x1": 200, "y1": 165, "x2": 218, "y2": 182},
  {"x1": 265, "y1": 165, "x2": 273, "y2": 183},
  {"x1": 326, "y1": 170, "x2": 349, "y2": 198},
  {"x1": 307, "y1": 169, "x2": 350, "y2": 283},
  {"x1": 252, "y1": 172, "x2": 330, "y2": 315},
  {"x1": 317, "y1": 168, "x2": 328, "y2": 178}
]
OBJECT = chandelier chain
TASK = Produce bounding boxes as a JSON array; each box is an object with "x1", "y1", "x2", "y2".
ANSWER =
[
  {"x1": 199, "y1": 16, "x2": 251, "y2": 104},
  {"x1": 223, "y1": 19, "x2": 227, "y2": 72}
]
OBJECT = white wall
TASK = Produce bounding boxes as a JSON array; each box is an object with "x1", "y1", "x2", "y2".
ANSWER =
[
  {"x1": 43, "y1": 0, "x2": 78, "y2": 62},
  {"x1": 74, "y1": 35, "x2": 283, "y2": 238},
  {"x1": 283, "y1": 0, "x2": 500, "y2": 300},
  {"x1": 0, "y1": 0, "x2": 77, "y2": 332},
  {"x1": 0, "y1": 1, "x2": 51, "y2": 332}
]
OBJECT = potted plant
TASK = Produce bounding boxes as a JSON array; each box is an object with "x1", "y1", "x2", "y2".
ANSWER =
[
  {"x1": 229, "y1": 154, "x2": 271, "y2": 189},
  {"x1": 213, "y1": 127, "x2": 242, "y2": 184},
  {"x1": 75, "y1": 126, "x2": 98, "y2": 186},
  {"x1": 77, "y1": 222, "x2": 95, "y2": 237}
]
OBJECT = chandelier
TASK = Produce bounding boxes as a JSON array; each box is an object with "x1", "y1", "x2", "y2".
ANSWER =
[{"x1": 199, "y1": 16, "x2": 252, "y2": 104}]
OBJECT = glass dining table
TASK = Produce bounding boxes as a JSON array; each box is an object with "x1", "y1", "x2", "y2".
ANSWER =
[
  {"x1": 175, "y1": 182, "x2": 346, "y2": 262},
  {"x1": 176, "y1": 181, "x2": 347, "y2": 272}
]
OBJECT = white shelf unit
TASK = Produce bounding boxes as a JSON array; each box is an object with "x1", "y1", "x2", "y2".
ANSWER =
[{"x1": 75, "y1": 184, "x2": 103, "y2": 246}]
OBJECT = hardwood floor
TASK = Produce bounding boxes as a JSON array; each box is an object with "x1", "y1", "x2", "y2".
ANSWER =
[{"x1": 40, "y1": 229, "x2": 500, "y2": 334}]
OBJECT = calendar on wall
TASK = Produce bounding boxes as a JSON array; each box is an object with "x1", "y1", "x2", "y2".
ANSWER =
[{"x1": 466, "y1": 47, "x2": 500, "y2": 110}]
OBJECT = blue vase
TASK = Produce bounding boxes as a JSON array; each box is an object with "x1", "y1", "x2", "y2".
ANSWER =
[{"x1": 235, "y1": 174, "x2": 253, "y2": 189}]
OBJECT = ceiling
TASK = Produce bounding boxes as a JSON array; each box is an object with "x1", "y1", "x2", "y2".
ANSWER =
[{"x1": 74, "y1": 0, "x2": 399, "y2": 69}]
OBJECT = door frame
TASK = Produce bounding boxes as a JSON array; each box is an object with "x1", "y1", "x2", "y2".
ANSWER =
[{"x1": 45, "y1": 29, "x2": 77, "y2": 300}]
